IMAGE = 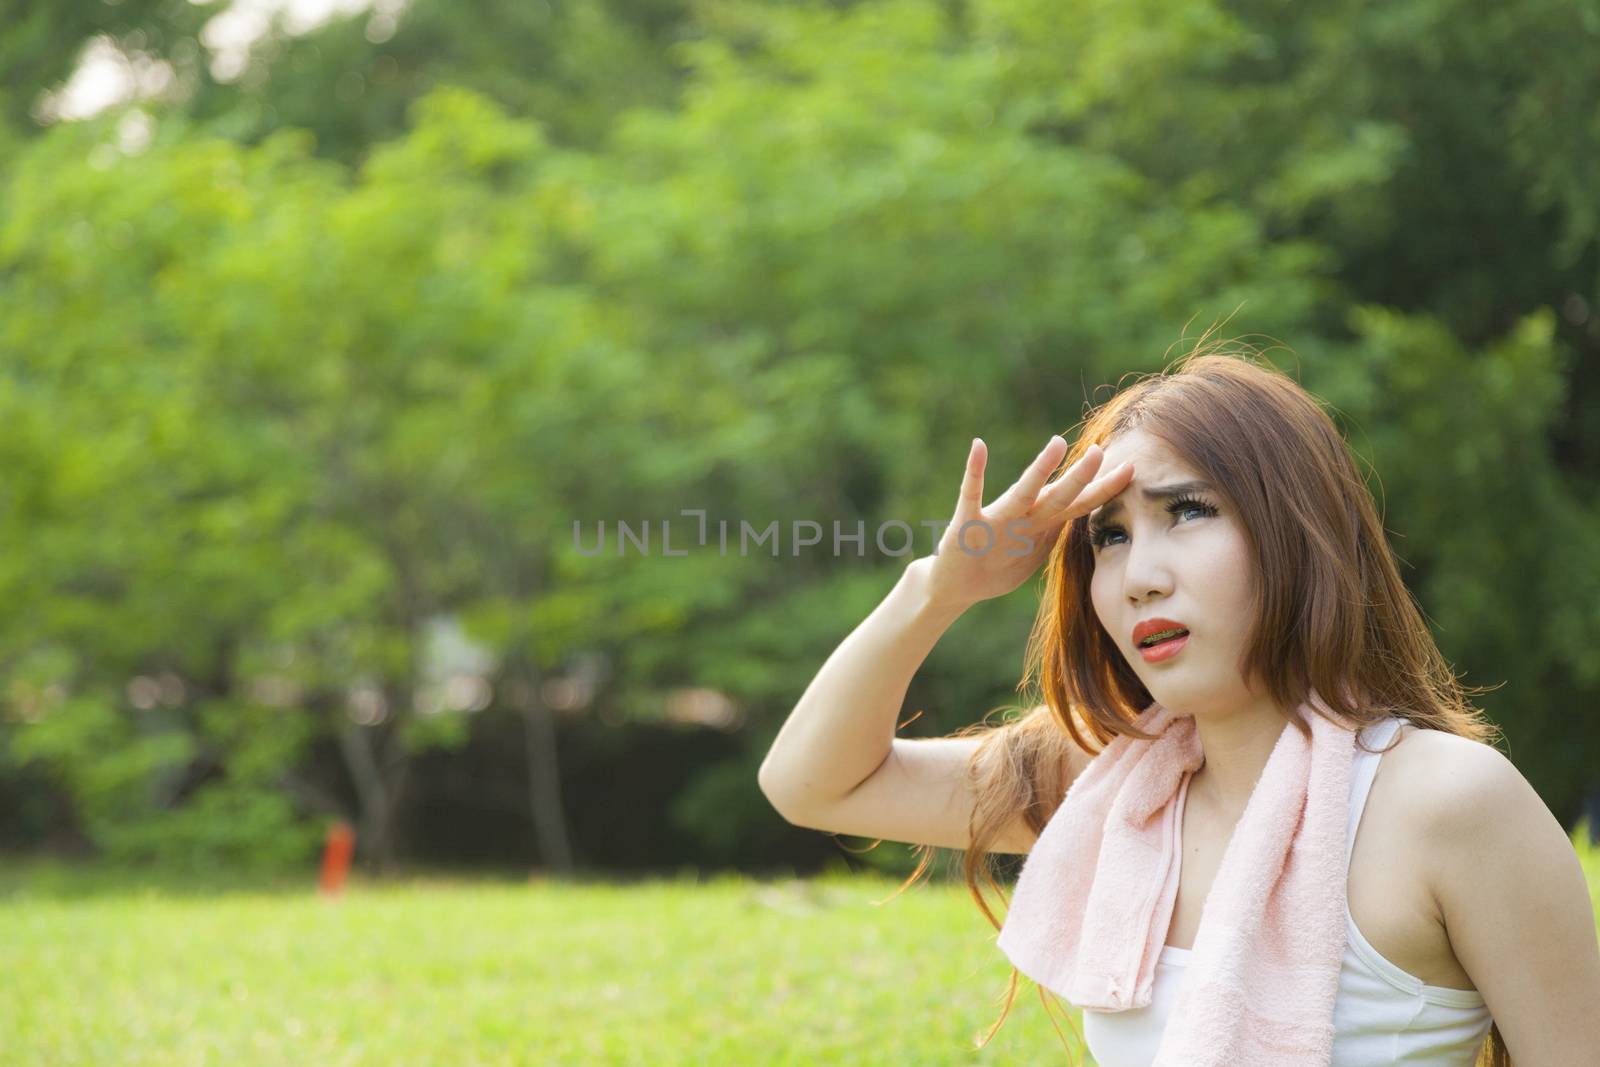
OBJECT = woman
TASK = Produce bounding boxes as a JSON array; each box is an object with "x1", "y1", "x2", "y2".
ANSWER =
[{"x1": 758, "y1": 341, "x2": 1600, "y2": 1066}]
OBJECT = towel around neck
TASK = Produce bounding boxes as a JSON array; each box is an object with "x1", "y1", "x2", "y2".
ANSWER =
[{"x1": 994, "y1": 692, "x2": 1363, "y2": 1067}]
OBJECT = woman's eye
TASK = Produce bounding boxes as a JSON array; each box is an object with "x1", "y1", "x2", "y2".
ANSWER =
[
  {"x1": 1171, "y1": 497, "x2": 1219, "y2": 523},
  {"x1": 1089, "y1": 525, "x2": 1125, "y2": 548},
  {"x1": 1089, "y1": 498, "x2": 1217, "y2": 550}
]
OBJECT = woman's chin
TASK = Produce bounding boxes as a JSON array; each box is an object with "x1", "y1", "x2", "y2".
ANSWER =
[{"x1": 1143, "y1": 680, "x2": 1223, "y2": 718}]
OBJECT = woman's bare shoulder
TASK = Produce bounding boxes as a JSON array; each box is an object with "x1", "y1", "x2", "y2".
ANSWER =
[
  {"x1": 1378, "y1": 719, "x2": 1600, "y2": 1047},
  {"x1": 1384, "y1": 721, "x2": 1516, "y2": 781},
  {"x1": 1379, "y1": 722, "x2": 1531, "y2": 846}
]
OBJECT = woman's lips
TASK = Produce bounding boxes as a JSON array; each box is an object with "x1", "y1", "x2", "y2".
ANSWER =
[{"x1": 1138, "y1": 632, "x2": 1189, "y2": 663}]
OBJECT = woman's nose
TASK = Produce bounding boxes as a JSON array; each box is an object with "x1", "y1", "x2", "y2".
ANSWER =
[{"x1": 1122, "y1": 539, "x2": 1175, "y2": 602}]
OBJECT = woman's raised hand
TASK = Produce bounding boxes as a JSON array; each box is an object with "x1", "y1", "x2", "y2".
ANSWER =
[{"x1": 919, "y1": 435, "x2": 1134, "y2": 610}]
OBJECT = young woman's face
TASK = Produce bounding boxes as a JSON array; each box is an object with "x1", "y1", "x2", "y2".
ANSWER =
[{"x1": 1086, "y1": 429, "x2": 1261, "y2": 718}]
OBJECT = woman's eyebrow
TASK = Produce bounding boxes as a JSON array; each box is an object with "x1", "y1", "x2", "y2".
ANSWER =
[{"x1": 1089, "y1": 481, "x2": 1216, "y2": 524}]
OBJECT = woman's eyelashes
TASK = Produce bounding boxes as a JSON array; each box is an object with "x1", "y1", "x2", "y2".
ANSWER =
[{"x1": 1088, "y1": 495, "x2": 1219, "y2": 549}]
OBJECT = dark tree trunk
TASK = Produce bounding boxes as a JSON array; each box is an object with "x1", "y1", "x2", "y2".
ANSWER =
[
  {"x1": 337, "y1": 710, "x2": 411, "y2": 875},
  {"x1": 519, "y1": 660, "x2": 574, "y2": 875}
]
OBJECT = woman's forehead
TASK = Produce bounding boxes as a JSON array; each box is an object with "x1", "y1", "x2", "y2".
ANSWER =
[
  {"x1": 1089, "y1": 432, "x2": 1213, "y2": 523},
  {"x1": 1099, "y1": 429, "x2": 1197, "y2": 476}
]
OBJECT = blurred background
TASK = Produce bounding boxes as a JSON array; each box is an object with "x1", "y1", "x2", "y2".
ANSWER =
[{"x1": 0, "y1": 1, "x2": 1597, "y2": 1062}]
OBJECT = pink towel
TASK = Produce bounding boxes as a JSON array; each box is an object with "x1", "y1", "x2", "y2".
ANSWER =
[{"x1": 995, "y1": 692, "x2": 1360, "y2": 1066}]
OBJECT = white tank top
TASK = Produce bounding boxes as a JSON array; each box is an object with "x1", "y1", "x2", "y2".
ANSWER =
[{"x1": 1081, "y1": 715, "x2": 1494, "y2": 1067}]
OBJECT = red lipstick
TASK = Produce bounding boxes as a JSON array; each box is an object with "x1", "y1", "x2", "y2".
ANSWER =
[{"x1": 1131, "y1": 617, "x2": 1190, "y2": 663}]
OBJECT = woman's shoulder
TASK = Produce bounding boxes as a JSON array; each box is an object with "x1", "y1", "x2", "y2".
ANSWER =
[
  {"x1": 1354, "y1": 721, "x2": 1531, "y2": 989},
  {"x1": 1373, "y1": 721, "x2": 1530, "y2": 854},
  {"x1": 1369, "y1": 718, "x2": 1595, "y2": 1019},
  {"x1": 1382, "y1": 722, "x2": 1520, "y2": 796}
]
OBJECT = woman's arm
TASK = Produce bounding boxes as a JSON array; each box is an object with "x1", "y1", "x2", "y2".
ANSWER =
[
  {"x1": 759, "y1": 434, "x2": 1131, "y2": 818},
  {"x1": 1421, "y1": 739, "x2": 1600, "y2": 1063},
  {"x1": 757, "y1": 556, "x2": 968, "y2": 815}
]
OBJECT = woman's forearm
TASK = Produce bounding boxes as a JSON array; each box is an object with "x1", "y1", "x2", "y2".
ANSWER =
[{"x1": 757, "y1": 555, "x2": 970, "y2": 817}]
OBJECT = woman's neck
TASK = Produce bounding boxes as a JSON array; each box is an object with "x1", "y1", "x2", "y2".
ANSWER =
[{"x1": 1185, "y1": 698, "x2": 1291, "y2": 816}]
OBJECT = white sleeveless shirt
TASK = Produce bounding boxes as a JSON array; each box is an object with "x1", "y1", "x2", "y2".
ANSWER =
[{"x1": 1081, "y1": 716, "x2": 1493, "y2": 1067}]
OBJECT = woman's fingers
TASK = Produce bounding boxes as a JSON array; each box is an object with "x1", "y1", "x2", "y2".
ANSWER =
[
  {"x1": 954, "y1": 437, "x2": 987, "y2": 525},
  {"x1": 1029, "y1": 442, "x2": 1110, "y2": 514},
  {"x1": 991, "y1": 435, "x2": 1069, "y2": 515},
  {"x1": 1040, "y1": 455, "x2": 1133, "y2": 519},
  {"x1": 959, "y1": 435, "x2": 1129, "y2": 529}
]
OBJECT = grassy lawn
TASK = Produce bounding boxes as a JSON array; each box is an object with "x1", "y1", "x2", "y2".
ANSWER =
[
  {"x1": 2, "y1": 824, "x2": 1596, "y2": 1066},
  {"x1": 0, "y1": 860, "x2": 1081, "y2": 1066}
]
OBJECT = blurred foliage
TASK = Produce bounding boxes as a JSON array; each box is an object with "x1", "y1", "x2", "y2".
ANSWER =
[{"x1": 0, "y1": 0, "x2": 1596, "y2": 870}]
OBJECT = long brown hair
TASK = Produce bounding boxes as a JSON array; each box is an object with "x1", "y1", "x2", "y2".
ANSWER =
[{"x1": 885, "y1": 335, "x2": 1512, "y2": 1065}]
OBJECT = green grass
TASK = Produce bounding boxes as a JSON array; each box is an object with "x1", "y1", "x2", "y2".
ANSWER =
[
  {"x1": 0, "y1": 859, "x2": 1085, "y2": 1066},
  {"x1": 2, "y1": 827, "x2": 1597, "y2": 1066}
]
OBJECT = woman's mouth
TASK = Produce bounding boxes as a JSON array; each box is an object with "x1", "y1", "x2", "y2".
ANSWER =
[{"x1": 1137, "y1": 630, "x2": 1189, "y2": 663}]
